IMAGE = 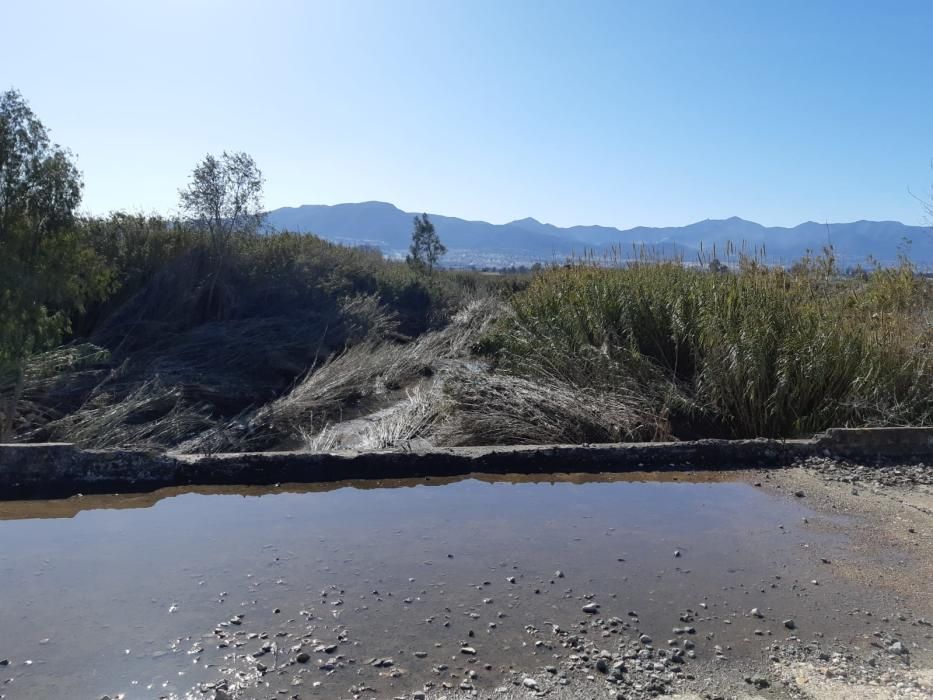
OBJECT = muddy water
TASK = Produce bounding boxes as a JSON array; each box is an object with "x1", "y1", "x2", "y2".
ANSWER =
[{"x1": 0, "y1": 472, "x2": 904, "y2": 699}]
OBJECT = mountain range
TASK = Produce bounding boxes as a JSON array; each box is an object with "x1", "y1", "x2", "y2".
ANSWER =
[{"x1": 265, "y1": 201, "x2": 932, "y2": 268}]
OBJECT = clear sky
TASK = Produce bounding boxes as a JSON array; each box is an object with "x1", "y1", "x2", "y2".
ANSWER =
[{"x1": 3, "y1": 0, "x2": 932, "y2": 228}]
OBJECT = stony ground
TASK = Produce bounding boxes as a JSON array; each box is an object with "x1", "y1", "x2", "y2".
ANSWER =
[{"x1": 749, "y1": 457, "x2": 933, "y2": 700}]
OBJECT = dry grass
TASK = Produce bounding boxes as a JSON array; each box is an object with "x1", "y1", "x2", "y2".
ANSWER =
[
  {"x1": 354, "y1": 382, "x2": 448, "y2": 450},
  {"x1": 39, "y1": 378, "x2": 216, "y2": 450},
  {"x1": 6, "y1": 344, "x2": 112, "y2": 440},
  {"x1": 221, "y1": 297, "x2": 505, "y2": 452},
  {"x1": 438, "y1": 366, "x2": 668, "y2": 446}
]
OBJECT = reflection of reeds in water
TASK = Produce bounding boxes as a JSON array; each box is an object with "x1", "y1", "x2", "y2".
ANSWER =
[{"x1": 0, "y1": 470, "x2": 737, "y2": 521}]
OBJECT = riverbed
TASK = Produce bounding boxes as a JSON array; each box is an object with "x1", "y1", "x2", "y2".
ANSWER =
[{"x1": 0, "y1": 470, "x2": 929, "y2": 699}]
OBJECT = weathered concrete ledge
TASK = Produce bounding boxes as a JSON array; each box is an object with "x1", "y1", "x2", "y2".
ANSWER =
[{"x1": 0, "y1": 427, "x2": 930, "y2": 500}]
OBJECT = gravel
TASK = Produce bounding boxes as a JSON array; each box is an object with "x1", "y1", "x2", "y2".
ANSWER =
[{"x1": 800, "y1": 456, "x2": 933, "y2": 487}]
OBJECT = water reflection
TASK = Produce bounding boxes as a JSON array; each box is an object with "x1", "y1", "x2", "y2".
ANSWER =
[{"x1": 0, "y1": 469, "x2": 740, "y2": 521}]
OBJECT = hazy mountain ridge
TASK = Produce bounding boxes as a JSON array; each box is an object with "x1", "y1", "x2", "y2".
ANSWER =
[{"x1": 266, "y1": 202, "x2": 932, "y2": 267}]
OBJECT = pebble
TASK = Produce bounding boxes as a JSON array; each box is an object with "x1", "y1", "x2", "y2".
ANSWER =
[
  {"x1": 522, "y1": 677, "x2": 538, "y2": 689},
  {"x1": 582, "y1": 603, "x2": 600, "y2": 614},
  {"x1": 460, "y1": 646, "x2": 476, "y2": 655}
]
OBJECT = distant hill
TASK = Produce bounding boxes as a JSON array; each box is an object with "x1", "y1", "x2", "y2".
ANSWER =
[{"x1": 265, "y1": 201, "x2": 933, "y2": 268}]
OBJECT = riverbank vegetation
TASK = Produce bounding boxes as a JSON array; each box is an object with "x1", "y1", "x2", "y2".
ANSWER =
[
  {"x1": 3, "y1": 88, "x2": 932, "y2": 450},
  {"x1": 482, "y1": 252, "x2": 932, "y2": 439},
  {"x1": 12, "y1": 234, "x2": 931, "y2": 450}
]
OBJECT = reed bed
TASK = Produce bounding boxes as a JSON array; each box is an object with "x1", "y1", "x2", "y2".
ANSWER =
[{"x1": 483, "y1": 252, "x2": 933, "y2": 438}]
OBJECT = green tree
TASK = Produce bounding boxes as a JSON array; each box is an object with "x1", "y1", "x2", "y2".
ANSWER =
[
  {"x1": 406, "y1": 213, "x2": 446, "y2": 273},
  {"x1": 177, "y1": 151, "x2": 264, "y2": 316},
  {"x1": 178, "y1": 151, "x2": 264, "y2": 245},
  {"x1": 0, "y1": 89, "x2": 112, "y2": 440}
]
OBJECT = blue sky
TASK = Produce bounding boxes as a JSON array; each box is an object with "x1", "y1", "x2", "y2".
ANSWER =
[{"x1": 3, "y1": 0, "x2": 932, "y2": 228}]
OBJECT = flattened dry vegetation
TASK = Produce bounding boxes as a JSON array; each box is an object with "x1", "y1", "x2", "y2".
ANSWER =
[{"x1": 6, "y1": 220, "x2": 933, "y2": 453}]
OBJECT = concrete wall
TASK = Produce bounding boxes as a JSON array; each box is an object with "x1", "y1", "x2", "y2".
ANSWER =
[
  {"x1": 816, "y1": 427, "x2": 933, "y2": 459},
  {"x1": 0, "y1": 427, "x2": 929, "y2": 500}
]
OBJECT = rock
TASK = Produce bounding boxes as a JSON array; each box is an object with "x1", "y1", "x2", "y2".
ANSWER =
[
  {"x1": 296, "y1": 652, "x2": 311, "y2": 663},
  {"x1": 0, "y1": 659, "x2": 8, "y2": 666},
  {"x1": 582, "y1": 603, "x2": 600, "y2": 614},
  {"x1": 506, "y1": 576, "x2": 516, "y2": 584},
  {"x1": 639, "y1": 634, "x2": 652, "y2": 645},
  {"x1": 522, "y1": 678, "x2": 538, "y2": 689},
  {"x1": 414, "y1": 651, "x2": 428, "y2": 658},
  {"x1": 596, "y1": 657, "x2": 609, "y2": 673},
  {"x1": 888, "y1": 641, "x2": 908, "y2": 655},
  {"x1": 460, "y1": 646, "x2": 476, "y2": 655},
  {"x1": 413, "y1": 693, "x2": 426, "y2": 700},
  {"x1": 214, "y1": 690, "x2": 232, "y2": 700},
  {"x1": 555, "y1": 570, "x2": 565, "y2": 578},
  {"x1": 674, "y1": 550, "x2": 681, "y2": 557},
  {"x1": 783, "y1": 619, "x2": 796, "y2": 630},
  {"x1": 749, "y1": 674, "x2": 770, "y2": 689},
  {"x1": 794, "y1": 490, "x2": 806, "y2": 497},
  {"x1": 750, "y1": 607, "x2": 763, "y2": 618}
]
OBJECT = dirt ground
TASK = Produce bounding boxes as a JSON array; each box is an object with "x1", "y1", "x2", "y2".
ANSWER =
[{"x1": 739, "y1": 460, "x2": 933, "y2": 700}]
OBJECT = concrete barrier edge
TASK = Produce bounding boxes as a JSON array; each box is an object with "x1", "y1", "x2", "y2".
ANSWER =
[{"x1": 0, "y1": 427, "x2": 929, "y2": 499}]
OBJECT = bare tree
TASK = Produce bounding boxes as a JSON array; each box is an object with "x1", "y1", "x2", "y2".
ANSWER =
[{"x1": 179, "y1": 151, "x2": 264, "y2": 245}]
